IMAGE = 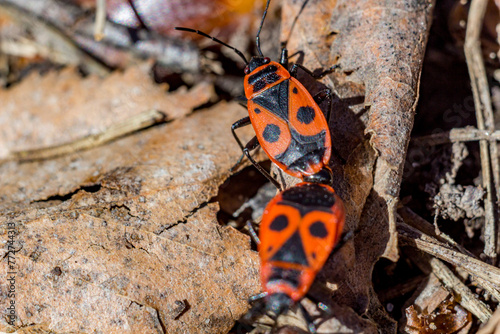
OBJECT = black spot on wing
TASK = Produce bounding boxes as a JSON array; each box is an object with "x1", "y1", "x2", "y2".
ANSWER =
[
  {"x1": 263, "y1": 124, "x2": 281, "y2": 143},
  {"x1": 254, "y1": 107, "x2": 261, "y2": 114},
  {"x1": 269, "y1": 215, "x2": 288, "y2": 231},
  {"x1": 270, "y1": 231, "x2": 308, "y2": 265},
  {"x1": 293, "y1": 87, "x2": 298, "y2": 94},
  {"x1": 309, "y1": 221, "x2": 328, "y2": 238},
  {"x1": 297, "y1": 106, "x2": 316, "y2": 124}
]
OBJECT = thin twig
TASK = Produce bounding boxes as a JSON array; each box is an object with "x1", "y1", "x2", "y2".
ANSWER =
[
  {"x1": 398, "y1": 219, "x2": 500, "y2": 292},
  {"x1": 464, "y1": 0, "x2": 499, "y2": 263},
  {"x1": 400, "y1": 207, "x2": 500, "y2": 304},
  {"x1": 413, "y1": 127, "x2": 500, "y2": 146},
  {"x1": 428, "y1": 257, "x2": 492, "y2": 323},
  {"x1": 94, "y1": 0, "x2": 106, "y2": 41},
  {"x1": 4, "y1": 110, "x2": 166, "y2": 162},
  {"x1": 0, "y1": 2, "x2": 110, "y2": 76},
  {"x1": 404, "y1": 243, "x2": 492, "y2": 323}
]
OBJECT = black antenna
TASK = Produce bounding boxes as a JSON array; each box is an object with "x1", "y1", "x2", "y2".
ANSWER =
[
  {"x1": 255, "y1": 0, "x2": 272, "y2": 57},
  {"x1": 174, "y1": 27, "x2": 249, "y2": 65},
  {"x1": 127, "y1": 0, "x2": 150, "y2": 31},
  {"x1": 281, "y1": 0, "x2": 310, "y2": 49}
]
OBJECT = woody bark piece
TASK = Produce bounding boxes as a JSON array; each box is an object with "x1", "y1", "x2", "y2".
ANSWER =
[
  {"x1": 0, "y1": 65, "x2": 215, "y2": 160},
  {"x1": 0, "y1": 102, "x2": 259, "y2": 333}
]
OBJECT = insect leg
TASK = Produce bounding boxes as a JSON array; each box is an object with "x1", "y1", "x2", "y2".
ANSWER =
[
  {"x1": 326, "y1": 230, "x2": 354, "y2": 263},
  {"x1": 242, "y1": 292, "x2": 268, "y2": 324},
  {"x1": 280, "y1": 47, "x2": 288, "y2": 67},
  {"x1": 243, "y1": 137, "x2": 283, "y2": 191},
  {"x1": 305, "y1": 295, "x2": 333, "y2": 316},
  {"x1": 289, "y1": 63, "x2": 339, "y2": 79},
  {"x1": 231, "y1": 116, "x2": 251, "y2": 150},
  {"x1": 333, "y1": 230, "x2": 354, "y2": 253},
  {"x1": 230, "y1": 117, "x2": 252, "y2": 170},
  {"x1": 298, "y1": 302, "x2": 317, "y2": 334},
  {"x1": 246, "y1": 221, "x2": 261, "y2": 245},
  {"x1": 249, "y1": 291, "x2": 268, "y2": 303},
  {"x1": 312, "y1": 89, "x2": 333, "y2": 123}
]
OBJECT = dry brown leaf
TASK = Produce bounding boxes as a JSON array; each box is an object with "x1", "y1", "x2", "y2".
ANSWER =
[
  {"x1": 0, "y1": 0, "x2": 443, "y2": 331},
  {"x1": 0, "y1": 102, "x2": 260, "y2": 333},
  {"x1": 0, "y1": 64, "x2": 215, "y2": 159},
  {"x1": 277, "y1": 0, "x2": 434, "y2": 332},
  {"x1": 404, "y1": 299, "x2": 471, "y2": 334}
]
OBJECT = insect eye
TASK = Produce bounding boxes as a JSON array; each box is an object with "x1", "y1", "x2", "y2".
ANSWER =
[
  {"x1": 264, "y1": 57, "x2": 270, "y2": 63},
  {"x1": 244, "y1": 66, "x2": 250, "y2": 74}
]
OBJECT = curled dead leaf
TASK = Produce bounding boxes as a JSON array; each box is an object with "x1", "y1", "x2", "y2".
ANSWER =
[{"x1": 0, "y1": 102, "x2": 260, "y2": 333}]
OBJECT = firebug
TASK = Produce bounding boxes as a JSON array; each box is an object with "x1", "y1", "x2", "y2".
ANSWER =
[
  {"x1": 175, "y1": 0, "x2": 337, "y2": 190},
  {"x1": 245, "y1": 182, "x2": 346, "y2": 333}
]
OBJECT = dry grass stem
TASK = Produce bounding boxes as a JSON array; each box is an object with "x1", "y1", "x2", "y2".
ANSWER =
[
  {"x1": 414, "y1": 128, "x2": 500, "y2": 145},
  {"x1": 464, "y1": 0, "x2": 500, "y2": 262},
  {"x1": 0, "y1": 2, "x2": 110, "y2": 75},
  {"x1": 5, "y1": 110, "x2": 166, "y2": 162},
  {"x1": 94, "y1": 0, "x2": 106, "y2": 41},
  {"x1": 398, "y1": 221, "x2": 500, "y2": 292}
]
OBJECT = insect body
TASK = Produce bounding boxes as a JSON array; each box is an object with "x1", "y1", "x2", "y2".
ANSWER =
[
  {"x1": 243, "y1": 58, "x2": 332, "y2": 182},
  {"x1": 175, "y1": 0, "x2": 335, "y2": 190},
  {"x1": 247, "y1": 182, "x2": 346, "y2": 332}
]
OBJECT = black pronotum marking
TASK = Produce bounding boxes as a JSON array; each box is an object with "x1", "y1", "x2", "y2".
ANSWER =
[
  {"x1": 266, "y1": 73, "x2": 281, "y2": 84},
  {"x1": 263, "y1": 124, "x2": 281, "y2": 143},
  {"x1": 296, "y1": 106, "x2": 316, "y2": 124},
  {"x1": 270, "y1": 231, "x2": 308, "y2": 265},
  {"x1": 269, "y1": 215, "x2": 288, "y2": 231},
  {"x1": 309, "y1": 221, "x2": 328, "y2": 238},
  {"x1": 251, "y1": 68, "x2": 282, "y2": 93},
  {"x1": 248, "y1": 65, "x2": 278, "y2": 85},
  {"x1": 281, "y1": 183, "x2": 336, "y2": 210},
  {"x1": 253, "y1": 79, "x2": 267, "y2": 93}
]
